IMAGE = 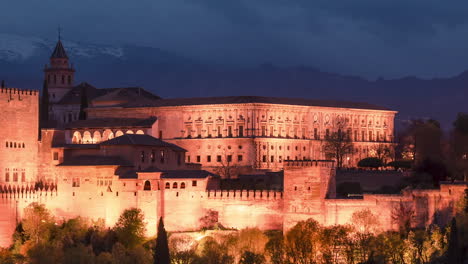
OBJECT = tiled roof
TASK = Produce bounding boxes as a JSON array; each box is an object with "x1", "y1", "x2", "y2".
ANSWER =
[
  {"x1": 118, "y1": 169, "x2": 217, "y2": 179},
  {"x1": 56, "y1": 82, "x2": 102, "y2": 105},
  {"x1": 51, "y1": 40, "x2": 68, "y2": 59},
  {"x1": 52, "y1": 144, "x2": 100, "y2": 149},
  {"x1": 65, "y1": 117, "x2": 157, "y2": 129},
  {"x1": 100, "y1": 134, "x2": 186, "y2": 152},
  {"x1": 91, "y1": 87, "x2": 161, "y2": 106},
  {"x1": 122, "y1": 96, "x2": 393, "y2": 111},
  {"x1": 58, "y1": 156, "x2": 131, "y2": 166},
  {"x1": 57, "y1": 83, "x2": 161, "y2": 105},
  {"x1": 161, "y1": 170, "x2": 218, "y2": 179}
]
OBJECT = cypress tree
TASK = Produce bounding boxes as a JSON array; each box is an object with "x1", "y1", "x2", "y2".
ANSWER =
[
  {"x1": 1, "y1": 80, "x2": 4, "y2": 88},
  {"x1": 154, "y1": 217, "x2": 170, "y2": 264},
  {"x1": 447, "y1": 218, "x2": 461, "y2": 264},
  {"x1": 78, "y1": 85, "x2": 88, "y2": 120}
]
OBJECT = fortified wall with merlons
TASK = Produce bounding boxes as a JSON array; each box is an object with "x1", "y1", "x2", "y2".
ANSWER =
[{"x1": 0, "y1": 40, "x2": 466, "y2": 247}]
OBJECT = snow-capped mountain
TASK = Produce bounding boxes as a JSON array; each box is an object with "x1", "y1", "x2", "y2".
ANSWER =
[
  {"x1": 0, "y1": 33, "x2": 465, "y2": 129},
  {"x1": 0, "y1": 33, "x2": 124, "y2": 62}
]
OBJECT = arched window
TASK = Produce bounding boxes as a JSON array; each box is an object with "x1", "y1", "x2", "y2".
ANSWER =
[
  {"x1": 126, "y1": 130, "x2": 134, "y2": 134},
  {"x1": 93, "y1": 131, "x2": 101, "y2": 143},
  {"x1": 143, "y1": 180, "x2": 151, "y2": 191},
  {"x1": 165, "y1": 182, "x2": 170, "y2": 189},
  {"x1": 136, "y1": 130, "x2": 144, "y2": 135},
  {"x1": 115, "y1": 131, "x2": 124, "y2": 137},
  {"x1": 14, "y1": 142, "x2": 16, "y2": 148},
  {"x1": 82, "y1": 131, "x2": 92, "y2": 144},
  {"x1": 173, "y1": 182, "x2": 178, "y2": 189},
  {"x1": 5, "y1": 142, "x2": 8, "y2": 148},
  {"x1": 103, "y1": 129, "x2": 114, "y2": 141},
  {"x1": 72, "y1": 131, "x2": 82, "y2": 144},
  {"x1": 180, "y1": 182, "x2": 186, "y2": 189},
  {"x1": 22, "y1": 143, "x2": 25, "y2": 148}
]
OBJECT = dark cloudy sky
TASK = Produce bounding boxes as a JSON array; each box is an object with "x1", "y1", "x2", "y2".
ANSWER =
[{"x1": 2, "y1": 0, "x2": 468, "y2": 79}]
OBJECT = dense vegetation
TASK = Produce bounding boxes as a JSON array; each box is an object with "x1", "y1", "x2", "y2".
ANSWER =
[{"x1": 0, "y1": 191, "x2": 466, "y2": 264}]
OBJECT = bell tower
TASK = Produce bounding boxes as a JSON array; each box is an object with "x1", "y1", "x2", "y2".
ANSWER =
[{"x1": 44, "y1": 33, "x2": 75, "y2": 103}]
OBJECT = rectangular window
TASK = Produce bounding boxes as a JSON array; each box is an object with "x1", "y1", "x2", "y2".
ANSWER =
[
  {"x1": 159, "y1": 130, "x2": 163, "y2": 139},
  {"x1": 151, "y1": 150, "x2": 155, "y2": 162},
  {"x1": 237, "y1": 155, "x2": 243, "y2": 162},
  {"x1": 354, "y1": 130, "x2": 358, "y2": 141},
  {"x1": 383, "y1": 132, "x2": 387, "y2": 142},
  {"x1": 270, "y1": 126, "x2": 274, "y2": 137},
  {"x1": 21, "y1": 170, "x2": 25, "y2": 182},
  {"x1": 192, "y1": 180, "x2": 197, "y2": 187},
  {"x1": 326, "y1": 129, "x2": 330, "y2": 139},
  {"x1": 140, "y1": 151, "x2": 145, "y2": 162},
  {"x1": 227, "y1": 155, "x2": 232, "y2": 162},
  {"x1": 238, "y1": 126, "x2": 244, "y2": 137},
  {"x1": 228, "y1": 126, "x2": 233, "y2": 137},
  {"x1": 217, "y1": 126, "x2": 222, "y2": 138},
  {"x1": 53, "y1": 152, "x2": 59, "y2": 161},
  {"x1": 362, "y1": 131, "x2": 365, "y2": 141},
  {"x1": 369, "y1": 131, "x2": 373, "y2": 141},
  {"x1": 314, "y1": 128, "x2": 318, "y2": 140},
  {"x1": 196, "y1": 155, "x2": 201, "y2": 163},
  {"x1": 160, "y1": 150, "x2": 165, "y2": 163},
  {"x1": 271, "y1": 156, "x2": 274, "y2": 162},
  {"x1": 279, "y1": 156, "x2": 283, "y2": 163},
  {"x1": 187, "y1": 155, "x2": 191, "y2": 163},
  {"x1": 196, "y1": 126, "x2": 202, "y2": 138},
  {"x1": 72, "y1": 178, "x2": 80, "y2": 187},
  {"x1": 207, "y1": 155, "x2": 212, "y2": 162},
  {"x1": 5, "y1": 169, "x2": 9, "y2": 182},
  {"x1": 262, "y1": 155, "x2": 267, "y2": 162},
  {"x1": 217, "y1": 155, "x2": 222, "y2": 162},
  {"x1": 302, "y1": 127, "x2": 306, "y2": 139},
  {"x1": 261, "y1": 126, "x2": 266, "y2": 136},
  {"x1": 13, "y1": 170, "x2": 18, "y2": 182}
]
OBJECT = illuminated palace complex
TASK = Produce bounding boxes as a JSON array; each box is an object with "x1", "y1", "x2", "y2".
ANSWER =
[{"x1": 0, "y1": 39, "x2": 465, "y2": 246}]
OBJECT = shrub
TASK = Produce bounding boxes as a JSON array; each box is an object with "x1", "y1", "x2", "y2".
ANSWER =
[{"x1": 358, "y1": 157, "x2": 383, "y2": 169}]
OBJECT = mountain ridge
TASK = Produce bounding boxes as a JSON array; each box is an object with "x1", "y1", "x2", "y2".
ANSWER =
[{"x1": 0, "y1": 33, "x2": 466, "y2": 130}]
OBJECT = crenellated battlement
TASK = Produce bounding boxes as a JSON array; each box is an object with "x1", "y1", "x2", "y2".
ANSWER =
[
  {"x1": 284, "y1": 160, "x2": 335, "y2": 168},
  {"x1": 206, "y1": 189, "x2": 283, "y2": 200},
  {"x1": 0, "y1": 87, "x2": 39, "y2": 97}
]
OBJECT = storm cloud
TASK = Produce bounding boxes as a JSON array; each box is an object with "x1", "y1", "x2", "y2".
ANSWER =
[{"x1": 2, "y1": 0, "x2": 468, "y2": 78}]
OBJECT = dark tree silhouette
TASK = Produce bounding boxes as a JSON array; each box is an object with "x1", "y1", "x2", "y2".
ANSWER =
[
  {"x1": 323, "y1": 129, "x2": 353, "y2": 168},
  {"x1": 391, "y1": 202, "x2": 415, "y2": 234},
  {"x1": 447, "y1": 218, "x2": 461, "y2": 264},
  {"x1": 154, "y1": 217, "x2": 170, "y2": 264},
  {"x1": 1, "y1": 80, "x2": 4, "y2": 88}
]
